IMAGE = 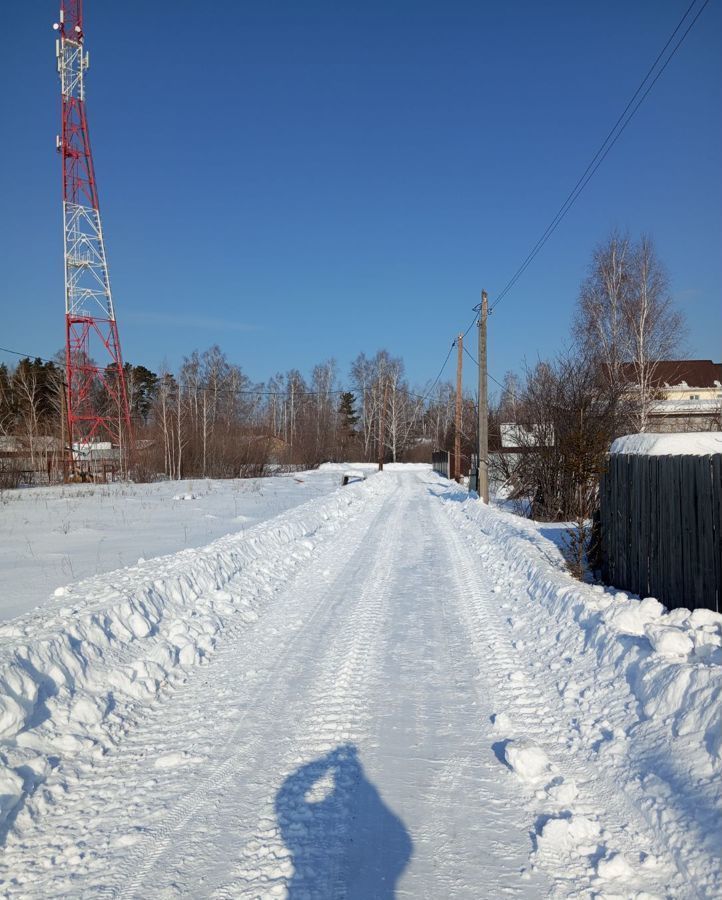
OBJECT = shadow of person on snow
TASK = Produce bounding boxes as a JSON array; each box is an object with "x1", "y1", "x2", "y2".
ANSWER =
[{"x1": 275, "y1": 743, "x2": 412, "y2": 898}]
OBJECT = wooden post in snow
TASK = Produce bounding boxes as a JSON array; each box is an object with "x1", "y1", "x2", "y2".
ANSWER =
[
  {"x1": 378, "y1": 377, "x2": 389, "y2": 471},
  {"x1": 478, "y1": 291, "x2": 489, "y2": 502},
  {"x1": 455, "y1": 334, "x2": 463, "y2": 482}
]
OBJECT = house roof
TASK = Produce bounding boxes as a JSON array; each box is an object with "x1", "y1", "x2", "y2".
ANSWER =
[{"x1": 620, "y1": 359, "x2": 722, "y2": 389}]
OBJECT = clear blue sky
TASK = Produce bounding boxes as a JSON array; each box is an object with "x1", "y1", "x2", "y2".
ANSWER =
[{"x1": 2, "y1": 0, "x2": 720, "y2": 393}]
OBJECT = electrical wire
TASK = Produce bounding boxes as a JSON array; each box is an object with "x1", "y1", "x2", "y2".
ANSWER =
[
  {"x1": 0, "y1": 346, "x2": 59, "y2": 365},
  {"x1": 488, "y1": 371, "x2": 519, "y2": 405},
  {"x1": 461, "y1": 307, "x2": 480, "y2": 340},
  {"x1": 417, "y1": 340, "x2": 457, "y2": 404},
  {"x1": 4, "y1": 5, "x2": 710, "y2": 433},
  {"x1": 462, "y1": 345, "x2": 479, "y2": 368},
  {"x1": 0, "y1": 344, "x2": 451, "y2": 406},
  {"x1": 460, "y1": 344, "x2": 521, "y2": 407},
  {"x1": 490, "y1": 0, "x2": 710, "y2": 312},
  {"x1": 0, "y1": 345, "x2": 351, "y2": 399}
]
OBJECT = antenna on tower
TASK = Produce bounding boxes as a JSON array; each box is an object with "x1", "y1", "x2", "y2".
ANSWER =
[{"x1": 55, "y1": 1, "x2": 133, "y2": 479}]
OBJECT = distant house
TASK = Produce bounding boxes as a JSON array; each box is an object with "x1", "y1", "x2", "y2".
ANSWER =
[
  {"x1": 620, "y1": 359, "x2": 722, "y2": 432},
  {"x1": 488, "y1": 424, "x2": 548, "y2": 502},
  {"x1": 0, "y1": 435, "x2": 65, "y2": 486},
  {"x1": 500, "y1": 423, "x2": 553, "y2": 449}
]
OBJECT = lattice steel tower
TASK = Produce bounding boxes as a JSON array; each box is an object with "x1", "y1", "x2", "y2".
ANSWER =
[{"x1": 54, "y1": 1, "x2": 132, "y2": 467}]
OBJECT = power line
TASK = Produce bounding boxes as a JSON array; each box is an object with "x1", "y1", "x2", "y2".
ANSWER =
[
  {"x1": 461, "y1": 307, "x2": 480, "y2": 340},
  {"x1": 490, "y1": 0, "x2": 710, "y2": 312},
  {"x1": 454, "y1": 338, "x2": 494, "y2": 383},
  {"x1": 0, "y1": 345, "x2": 346, "y2": 399},
  {"x1": 0, "y1": 346, "x2": 59, "y2": 365},
  {"x1": 0, "y1": 343, "x2": 452, "y2": 406},
  {"x1": 488, "y1": 371, "x2": 516, "y2": 403},
  {"x1": 418, "y1": 340, "x2": 457, "y2": 404},
  {"x1": 455, "y1": 343, "x2": 521, "y2": 406},
  {"x1": 463, "y1": 345, "x2": 479, "y2": 368},
  {"x1": 0, "y1": 328, "x2": 511, "y2": 410},
  {"x1": 427, "y1": 2, "x2": 711, "y2": 457},
  {"x1": 303, "y1": 1, "x2": 710, "y2": 412},
  {"x1": 6, "y1": 5, "x2": 709, "y2": 443}
]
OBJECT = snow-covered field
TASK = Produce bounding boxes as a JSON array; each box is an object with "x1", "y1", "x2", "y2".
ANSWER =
[
  {"x1": 0, "y1": 466, "x2": 720, "y2": 897},
  {"x1": 0, "y1": 466, "x2": 367, "y2": 621}
]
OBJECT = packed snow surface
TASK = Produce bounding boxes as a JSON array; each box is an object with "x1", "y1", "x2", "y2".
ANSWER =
[
  {"x1": 611, "y1": 431, "x2": 722, "y2": 456},
  {"x1": 0, "y1": 467, "x2": 720, "y2": 897}
]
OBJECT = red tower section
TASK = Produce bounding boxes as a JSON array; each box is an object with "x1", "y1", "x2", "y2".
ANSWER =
[{"x1": 54, "y1": 1, "x2": 132, "y2": 472}]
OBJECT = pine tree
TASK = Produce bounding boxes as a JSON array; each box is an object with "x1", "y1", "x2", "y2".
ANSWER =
[{"x1": 338, "y1": 392, "x2": 359, "y2": 459}]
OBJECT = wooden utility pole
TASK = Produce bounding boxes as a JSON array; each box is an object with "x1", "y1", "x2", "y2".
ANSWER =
[
  {"x1": 454, "y1": 333, "x2": 463, "y2": 482},
  {"x1": 478, "y1": 290, "x2": 489, "y2": 502},
  {"x1": 377, "y1": 377, "x2": 389, "y2": 471}
]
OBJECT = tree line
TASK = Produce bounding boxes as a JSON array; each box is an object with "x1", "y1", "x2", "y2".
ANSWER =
[
  {"x1": 1, "y1": 229, "x2": 695, "y2": 529},
  {"x1": 0, "y1": 346, "x2": 478, "y2": 484}
]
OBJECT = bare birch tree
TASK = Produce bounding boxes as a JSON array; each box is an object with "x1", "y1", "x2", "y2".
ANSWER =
[
  {"x1": 574, "y1": 232, "x2": 685, "y2": 433},
  {"x1": 350, "y1": 353, "x2": 377, "y2": 460},
  {"x1": 575, "y1": 230, "x2": 631, "y2": 391},
  {"x1": 625, "y1": 237, "x2": 685, "y2": 431}
]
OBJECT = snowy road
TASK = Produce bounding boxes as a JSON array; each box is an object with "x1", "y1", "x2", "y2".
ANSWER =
[{"x1": 1, "y1": 470, "x2": 720, "y2": 898}]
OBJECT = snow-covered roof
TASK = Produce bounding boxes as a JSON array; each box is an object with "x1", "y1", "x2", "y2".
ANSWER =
[
  {"x1": 611, "y1": 432, "x2": 722, "y2": 456},
  {"x1": 651, "y1": 398, "x2": 721, "y2": 414},
  {"x1": 500, "y1": 423, "x2": 553, "y2": 448}
]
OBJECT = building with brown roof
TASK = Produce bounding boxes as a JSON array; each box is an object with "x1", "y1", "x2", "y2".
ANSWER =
[{"x1": 619, "y1": 359, "x2": 722, "y2": 432}]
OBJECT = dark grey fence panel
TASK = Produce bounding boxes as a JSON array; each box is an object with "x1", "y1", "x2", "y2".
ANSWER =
[
  {"x1": 618, "y1": 455, "x2": 629, "y2": 589},
  {"x1": 431, "y1": 451, "x2": 450, "y2": 479},
  {"x1": 601, "y1": 452, "x2": 721, "y2": 613},
  {"x1": 695, "y1": 457, "x2": 707, "y2": 602},
  {"x1": 712, "y1": 455, "x2": 722, "y2": 612}
]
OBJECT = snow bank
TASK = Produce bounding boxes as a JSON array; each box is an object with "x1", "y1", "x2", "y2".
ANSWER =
[
  {"x1": 436, "y1": 477, "x2": 721, "y2": 893},
  {"x1": 0, "y1": 474, "x2": 388, "y2": 826},
  {"x1": 436, "y1": 482, "x2": 722, "y2": 770},
  {"x1": 611, "y1": 431, "x2": 722, "y2": 456},
  {"x1": 0, "y1": 468, "x2": 351, "y2": 622}
]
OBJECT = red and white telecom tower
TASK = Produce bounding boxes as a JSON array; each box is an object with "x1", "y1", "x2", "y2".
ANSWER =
[{"x1": 54, "y1": 1, "x2": 132, "y2": 471}]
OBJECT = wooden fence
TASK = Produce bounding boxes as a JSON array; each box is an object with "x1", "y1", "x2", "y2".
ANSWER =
[{"x1": 600, "y1": 452, "x2": 722, "y2": 612}]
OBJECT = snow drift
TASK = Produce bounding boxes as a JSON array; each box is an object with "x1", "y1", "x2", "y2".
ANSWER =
[
  {"x1": 0, "y1": 475, "x2": 387, "y2": 827},
  {"x1": 436, "y1": 479, "x2": 722, "y2": 894},
  {"x1": 439, "y1": 487, "x2": 722, "y2": 771}
]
